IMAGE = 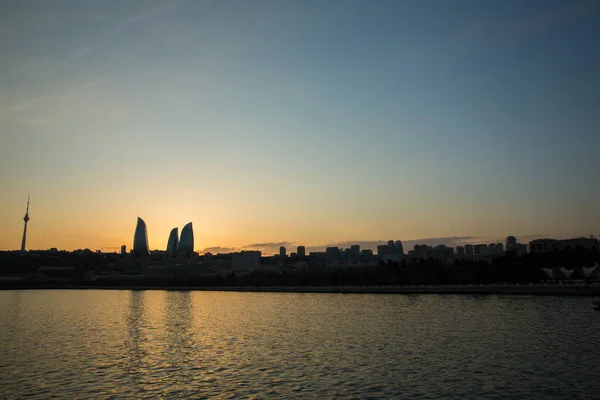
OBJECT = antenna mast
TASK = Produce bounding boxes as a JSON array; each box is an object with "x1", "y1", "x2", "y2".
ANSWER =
[{"x1": 20, "y1": 195, "x2": 30, "y2": 252}]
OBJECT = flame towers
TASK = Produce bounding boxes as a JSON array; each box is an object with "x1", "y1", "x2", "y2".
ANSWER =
[
  {"x1": 166, "y1": 227, "x2": 179, "y2": 258},
  {"x1": 132, "y1": 218, "x2": 195, "y2": 259},
  {"x1": 178, "y1": 222, "x2": 194, "y2": 258},
  {"x1": 133, "y1": 217, "x2": 150, "y2": 257}
]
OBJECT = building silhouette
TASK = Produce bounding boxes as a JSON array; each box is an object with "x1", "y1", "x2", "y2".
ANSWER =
[
  {"x1": 326, "y1": 247, "x2": 341, "y2": 262},
  {"x1": 465, "y1": 244, "x2": 474, "y2": 257},
  {"x1": 133, "y1": 217, "x2": 150, "y2": 257},
  {"x1": 473, "y1": 244, "x2": 488, "y2": 256},
  {"x1": 395, "y1": 240, "x2": 404, "y2": 255},
  {"x1": 378, "y1": 240, "x2": 404, "y2": 262},
  {"x1": 166, "y1": 228, "x2": 179, "y2": 258},
  {"x1": 279, "y1": 246, "x2": 286, "y2": 257},
  {"x1": 350, "y1": 245, "x2": 360, "y2": 262},
  {"x1": 506, "y1": 236, "x2": 517, "y2": 250},
  {"x1": 529, "y1": 237, "x2": 598, "y2": 253},
  {"x1": 178, "y1": 222, "x2": 194, "y2": 258},
  {"x1": 297, "y1": 246, "x2": 306, "y2": 257},
  {"x1": 361, "y1": 249, "x2": 374, "y2": 262}
]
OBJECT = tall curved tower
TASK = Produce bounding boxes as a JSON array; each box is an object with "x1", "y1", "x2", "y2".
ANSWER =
[
  {"x1": 133, "y1": 217, "x2": 150, "y2": 257},
  {"x1": 166, "y1": 227, "x2": 179, "y2": 258},
  {"x1": 178, "y1": 222, "x2": 194, "y2": 258}
]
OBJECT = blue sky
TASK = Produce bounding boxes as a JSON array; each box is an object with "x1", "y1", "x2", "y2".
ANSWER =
[{"x1": 1, "y1": 0, "x2": 599, "y2": 252}]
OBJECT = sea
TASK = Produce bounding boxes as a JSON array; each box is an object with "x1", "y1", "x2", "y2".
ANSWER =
[{"x1": 0, "y1": 290, "x2": 599, "y2": 399}]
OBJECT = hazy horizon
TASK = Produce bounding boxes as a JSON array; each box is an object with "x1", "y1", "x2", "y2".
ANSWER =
[
  {"x1": 2, "y1": 228, "x2": 593, "y2": 255},
  {"x1": 2, "y1": 0, "x2": 599, "y2": 252}
]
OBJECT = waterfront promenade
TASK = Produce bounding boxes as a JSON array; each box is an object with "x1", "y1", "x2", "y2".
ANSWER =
[{"x1": 2, "y1": 283, "x2": 600, "y2": 296}]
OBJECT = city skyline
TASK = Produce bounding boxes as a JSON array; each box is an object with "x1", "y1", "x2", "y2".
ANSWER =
[
  {"x1": 4, "y1": 206, "x2": 595, "y2": 255},
  {"x1": 1, "y1": 1, "x2": 599, "y2": 252}
]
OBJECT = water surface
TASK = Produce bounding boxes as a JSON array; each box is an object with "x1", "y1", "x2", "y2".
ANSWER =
[{"x1": 0, "y1": 290, "x2": 599, "y2": 399}]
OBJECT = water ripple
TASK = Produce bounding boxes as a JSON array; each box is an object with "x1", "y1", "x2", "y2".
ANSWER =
[{"x1": 1, "y1": 291, "x2": 599, "y2": 398}]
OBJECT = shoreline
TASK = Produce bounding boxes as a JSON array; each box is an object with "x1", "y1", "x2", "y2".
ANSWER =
[{"x1": 1, "y1": 284, "x2": 600, "y2": 296}]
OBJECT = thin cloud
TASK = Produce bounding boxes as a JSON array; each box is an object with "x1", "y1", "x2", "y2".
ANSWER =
[
  {"x1": 62, "y1": 3, "x2": 177, "y2": 63},
  {"x1": 243, "y1": 241, "x2": 295, "y2": 249},
  {"x1": 100, "y1": 246, "x2": 121, "y2": 252},
  {"x1": 198, "y1": 246, "x2": 238, "y2": 254}
]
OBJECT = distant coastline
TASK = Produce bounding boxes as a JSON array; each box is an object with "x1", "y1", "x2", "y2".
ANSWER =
[{"x1": 1, "y1": 283, "x2": 599, "y2": 296}]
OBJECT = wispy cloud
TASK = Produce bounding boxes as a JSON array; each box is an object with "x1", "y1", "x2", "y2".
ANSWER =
[
  {"x1": 198, "y1": 246, "x2": 238, "y2": 254},
  {"x1": 63, "y1": 44, "x2": 100, "y2": 63},
  {"x1": 240, "y1": 241, "x2": 296, "y2": 254},
  {"x1": 4, "y1": 75, "x2": 112, "y2": 131},
  {"x1": 100, "y1": 246, "x2": 121, "y2": 252},
  {"x1": 62, "y1": 3, "x2": 177, "y2": 63},
  {"x1": 243, "y1": 241, "x2": 295, "y2": 249}
]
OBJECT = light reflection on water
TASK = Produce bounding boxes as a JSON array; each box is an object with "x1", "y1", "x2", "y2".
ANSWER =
[{"x1": 0, "y1": 290, "x2": 599, "y2": 399}]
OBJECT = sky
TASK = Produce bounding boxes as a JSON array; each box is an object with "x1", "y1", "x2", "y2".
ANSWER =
[{"x1": 1, "y1": 0, "x2": 599, "y2": 254}]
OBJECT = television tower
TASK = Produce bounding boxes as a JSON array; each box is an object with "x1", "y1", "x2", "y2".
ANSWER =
[{"x1": 20, "y1": 195, "x2": 30, "y2": 252}]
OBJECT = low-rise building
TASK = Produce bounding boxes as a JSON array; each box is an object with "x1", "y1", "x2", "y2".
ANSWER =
[{"x1": 529, "y1": 237, "x2": 599, "y2": 253}]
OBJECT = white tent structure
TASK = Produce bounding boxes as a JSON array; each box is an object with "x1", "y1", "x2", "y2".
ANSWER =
[
  {"x1": 541, "y1": 266, "x2": 600, "y2": 281},
  {"x1": 582, "y1": 266, "x2": 599, "y2": 280},
  {"x1": 542, "y1": 268, "x2": 554, "y2": 280},
  {"x1": 559, "y1": 267, "x2": 574, "y2": 280}
]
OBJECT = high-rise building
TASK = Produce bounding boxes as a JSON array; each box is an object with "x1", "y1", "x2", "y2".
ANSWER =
[
  {"x1": 413, "y1": 244, "x2": 429, "y2": 259},
  {"x1": 20, "y1": 195, "x2": 30, "y2": 252},
  {"x1": 178, "y1": 222, "x2": 194, "y2": 258},
  {"x1": 395, "y1": 240, "x2": 404, "y2": 254},
  {"x1": 456, "y1": 246, "x2": 465, "y2": 258},
  {"x1": 473, "y1": 244, "x2": 488, "y2": 255},
  {"x1": 350, "y1": 245, "x2": 360, "y2": 262},
  {"x1": 297, "y1": 246, "x2": 306, "y2": 257},
  {"x1": 133, "y1": 217, "x2": 150, "y2": 257},
  {"x1": 361, "y1": 249, "x2": 374, "y2": 262},
  {"x1": 514, "y1": 243, "x2": 528, "y2": 255},
  {"x1": 120, "y1": 245, "x2": 127, "y2": 255},
  {"x1": 279, "y1": 246, "x2": 286, "y2": 257},
  {"x1": 326, "y1": 247, "x2": 341, "y2": 262},
  {"x1": 506, "y1": 236, "x2": 517, "y2": 250},
  {"x1": 378, "y1": 240, "x2": 405, "y2": 262},
  {"x1": 232, "y1": 251, "x2": 261, "y2": 273},
  {"x1": 465, "y1": 244, "x2": 474, "y2": 257},
  {"x1": 433, "y1": 245, "x2": 454, "y2": 262},
  {"x1": 166, "y1": 227, "x2": 179, "y2": 258}
]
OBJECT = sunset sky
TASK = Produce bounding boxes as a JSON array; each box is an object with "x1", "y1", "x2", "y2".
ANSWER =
[{"x1": 1, "y1": 0, "x2": 599, "y2": 254}]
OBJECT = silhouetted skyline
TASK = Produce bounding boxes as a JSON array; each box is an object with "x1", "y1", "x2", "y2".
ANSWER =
[{"x1": 1, "y1": 1, "x2": 599, "y2": 251}]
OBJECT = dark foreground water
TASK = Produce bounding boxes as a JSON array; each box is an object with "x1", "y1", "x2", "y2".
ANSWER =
[{"x1": 0, "y1": 291, "x2": 599, "y2": 399}]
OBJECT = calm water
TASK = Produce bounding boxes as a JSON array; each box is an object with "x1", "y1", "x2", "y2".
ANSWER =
[{"x1": 0, "y1": 290, "x2": 599, "y2": 399}]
